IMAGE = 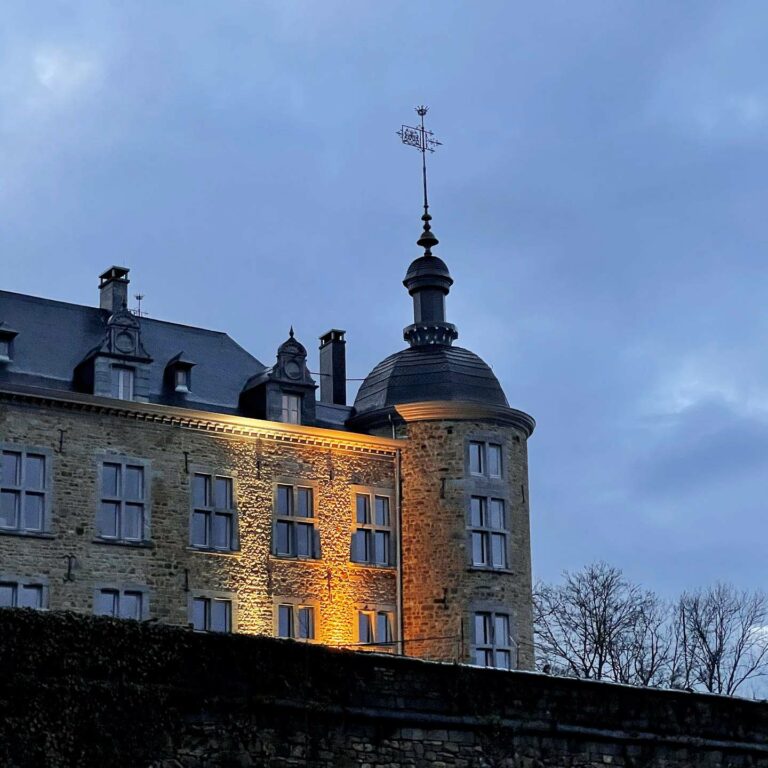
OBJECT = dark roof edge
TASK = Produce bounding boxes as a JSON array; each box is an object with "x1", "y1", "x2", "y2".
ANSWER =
[{"x1": 347, "y1": 400, "x2": 536, "y2": 437}]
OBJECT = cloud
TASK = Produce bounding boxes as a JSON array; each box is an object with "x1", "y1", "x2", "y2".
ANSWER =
[{"x1": 33, "y1": 48, "x2": 99, "y2": 95}]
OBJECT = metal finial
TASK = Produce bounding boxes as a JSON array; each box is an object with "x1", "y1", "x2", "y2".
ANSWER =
[
  {"x1": 397, "y1": 105, "x2": 442, "y2": 255},
  {"x1": 289, "y1": 326, "x2": 294, "y2": 339}
]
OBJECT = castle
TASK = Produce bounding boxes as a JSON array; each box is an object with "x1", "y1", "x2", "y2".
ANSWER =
[{"x1": 0, "y1": 218, "x2": 535, "y2": 668}]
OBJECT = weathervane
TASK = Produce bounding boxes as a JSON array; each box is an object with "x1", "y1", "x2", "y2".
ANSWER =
[{"x1": 397, "y1": 106, "x2": 442, "y2": 255}]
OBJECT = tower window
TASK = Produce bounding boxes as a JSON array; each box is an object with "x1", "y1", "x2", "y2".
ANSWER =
[
  {"x1": 281, "y1": 394, "x2": 301, "y2": 424},
  {"x1": 474, "y1": 611, "x2": 514, "y2": 669},
  {"x1": 469, "y1": 496, "x2": 508, "y2": 569},
  {"x1": 469, "y1": 441, "x2": 503, "y2": 478},
  {"x1": 351, "y1": 493, "x2": 393, "y2": 567},
  {"x1": 273, "y1": 484, "x2": 319, "y2": 559}
]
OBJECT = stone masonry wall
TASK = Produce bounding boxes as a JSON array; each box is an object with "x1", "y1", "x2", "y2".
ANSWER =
[
  {"x1": 1, "y1": 610, "x2": 767, "y2": 768},
  {"x1": 399, "y1": 418, "x2": 534, "y2": 667},
  {"x1": 0, "y1": 396, "x2": 397, "y2": 645}
]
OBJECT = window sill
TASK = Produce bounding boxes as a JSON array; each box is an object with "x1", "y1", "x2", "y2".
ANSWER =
[
  {"x1": 467, "y1": 566, "x2": 514, "y2": 575},
  {"x1": 349, "y1": 562, "x2": 397, "y2": 571},
  {"x1": 187, "y1": 546, "x2": 240, "y2": 557},
  {"x1": 0, "y1": 528, "x2": 54, "y2": 540},
  {"x1": 92, "y1": 538, "x2": 155, "y2": 549},
  {"x1": 270, "y1": 553, "x2": 322, "y2": 563}
]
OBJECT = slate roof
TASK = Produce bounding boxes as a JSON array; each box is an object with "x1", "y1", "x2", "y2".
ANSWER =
[
  {"x1": 0, "y1": 290, "x2": 268, "y2": 415},
  {"x1": 353, "y1": 345, "x2": 509, "y2": 416}
]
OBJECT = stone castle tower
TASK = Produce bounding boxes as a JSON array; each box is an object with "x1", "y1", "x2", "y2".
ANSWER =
[{"x1": 350, "y1": 214, "x2": 536, "y2": 668}]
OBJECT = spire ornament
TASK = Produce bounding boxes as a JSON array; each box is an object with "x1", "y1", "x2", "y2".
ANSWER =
[{"x1": 397, "y1": 106, "x2": 442, "y2": 255}]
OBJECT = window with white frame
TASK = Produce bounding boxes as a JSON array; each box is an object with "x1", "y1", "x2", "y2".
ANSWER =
[
  {"x1": 94, "y1": 588, "x2": 145, "y2": 620},
  {"x1": 281, "y1": 394, "x2": 301, "y2": 424},
  {"x1": 351, "y1": 493, "x2": 392, "y2": 566},
  {"x1": 191, "y1": 596, "x2": 232, "y2": 633},
  {"x1": 470, "y1": 496, "x2": 508, "y2": 569},
  {"x1": 0, "y1": 338, "x2": 11, "y2": 362},
  {"x1": 97, "y1": 460, "x2": 147, "y2": 542},
  {"x1": 274, "y1": 484, "x2": 319, "y2": 558},
  {"x1": 0, "y1": 448, "x2": 48, "y2": 533},
  {"x1": 469, "y1": 441, "x2": 503, "y2": 478},
  {"x1": 474, "y1": 611, "x2": 514, "y2": 669},
  {"x1": 191, "y1": 472, "x2": 237, "y2": 551},
  {"x1": 276, "y1": 603, "x2": 315, "y2": 641},
  {"x1": 0, "y1": 580, "x2": 45, "y2": 609},
  {"x1": 113, "y1": 365, "x2": 135, "y2": 401},
  {"x1": 358, "y1": 609, "x2": 395, "y2": 646},
  {"x1": 174, "y1": 368, "x2": 190, "y2": 393}
]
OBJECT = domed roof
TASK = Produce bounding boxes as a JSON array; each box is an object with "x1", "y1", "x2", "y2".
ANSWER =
[
  {"x1": 404, "y1": 254, "x2": 452, "y2": 283},
  {"x1": 353, "y1": 345, "x2": 508, "y2": 417}
]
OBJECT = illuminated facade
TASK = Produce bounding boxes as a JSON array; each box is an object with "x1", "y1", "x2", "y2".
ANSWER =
[{"x1": 0, "y1": 236, "x2": 535, "y2": 668}]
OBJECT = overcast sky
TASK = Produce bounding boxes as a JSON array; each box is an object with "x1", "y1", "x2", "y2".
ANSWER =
[{"x1": 2, "y1": 1, "x2": 767, "y2": 598}]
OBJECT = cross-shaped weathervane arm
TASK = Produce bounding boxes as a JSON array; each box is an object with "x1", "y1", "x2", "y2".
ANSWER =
[{"x1": 397, "y1": 105, "x2": 442, "y2": 221}]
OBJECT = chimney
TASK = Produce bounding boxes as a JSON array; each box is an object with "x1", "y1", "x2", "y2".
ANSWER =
[
  {"x1": 99, "y1": 267, "x2": 130, "y2": 314},
  {"x1": 319, "y1": 329, "x2": 347, "y2": 406}
]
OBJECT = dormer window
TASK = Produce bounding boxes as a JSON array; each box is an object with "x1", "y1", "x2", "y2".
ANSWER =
[
  {"x1": 175, "y1": 368, "x2": 190, "y2": 393},
  {"x1": 281, "y1": 394, "x2": 301, "y2": 424},
  {"x1": 0, "y1": 326, "x2": 18, "y2": 363},
  {"x1": 164, "y1": 353, "x2": 195, "y2": 398},
  {"x1": 113, "y1": 366, "x2": 135, "y2": 401}
]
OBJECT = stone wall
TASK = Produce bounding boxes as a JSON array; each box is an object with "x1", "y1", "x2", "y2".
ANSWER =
[
  {"x1": 0, "y1": 393, "x2": 397, "y2": 645},
  {"x1": 399, "y1": 416, "x2": 534, "y2": 667},
  {"x1": 1, "y1": 609, "x2": 767, "y2": 768}
]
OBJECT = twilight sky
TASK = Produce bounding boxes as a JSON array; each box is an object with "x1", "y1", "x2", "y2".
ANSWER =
[{"x1": 2, "y1": 1, "x2": 767, "y2": 597}]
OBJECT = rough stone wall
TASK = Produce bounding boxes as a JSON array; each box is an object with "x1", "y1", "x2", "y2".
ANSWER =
[
  {"x1": 2, "y1": 610, "x2": 767, "y2": 768},
  {"x1": 0, "y1": 397, "x2": 397, "y2": 645},
  {"x1": 399, "y1": 418, "x2": 534, "y2": 667}
]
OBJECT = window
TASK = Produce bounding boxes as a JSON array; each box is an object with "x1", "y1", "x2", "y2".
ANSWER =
[
  {"x1": 191, "y1": 473, "x2": 237, "y2": 551},
  {"x1": 113, "y1": 365, "x2": 135, "y2": 401},
  {"x1": 0, "y1": 581, "x2": 45, "y2": 609},
  {"x1": 474, "y1": 611, "x2": 513, "y2": 669},
  {"x1": 97, "y1": 460, "x2": 147, "y2": 542},
  {"x1": 470, "y1": 496, "x2": 508, "y2": 569},
  {"x1": 274, "y1": 484, "x2": 319, "y2": 558},
  {"x1": 0, "y1": 338, "x2": 10, "y2": 362},
  {"x1": 469, "y1": 441, "x2": 502, "y2": 478},
  {"x1": 281, "y1": 394, "x2": 301, "y2": 424},
  {"x1": 94, "y1": 588, "x2": 145, "y2": 620},
  {"x1": 1, "y1": 448, "x2": 48, "y2": 533},
  {"x1": 351, "y1": 493, "x2": 393, "y2": 566},
  {"x1": 191, "y1": 596, "x2": 232, "y2": 632},
  {"x1": 276, "y1": 603, "x2": 315, "y2": 641},
  {"x1": 358, "y1": 609, "x2": 395, "y2": 646},
  {"x1": 174, "y1": 368, "x2": 190, "y2": 393}
]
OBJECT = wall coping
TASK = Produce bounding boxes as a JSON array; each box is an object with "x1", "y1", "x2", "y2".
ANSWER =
[{"x1": 394, "y1": 401, "x2": 536, "y2": 436}]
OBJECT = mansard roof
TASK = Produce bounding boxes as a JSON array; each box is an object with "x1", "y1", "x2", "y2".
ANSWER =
[{"x1": 0, "y1": 289, "x2": 268, "y2": 415}]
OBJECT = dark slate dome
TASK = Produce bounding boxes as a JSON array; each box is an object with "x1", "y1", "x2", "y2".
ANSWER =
[{"x1": 353, "y1": 345, "x2": 508, "y2": 416}]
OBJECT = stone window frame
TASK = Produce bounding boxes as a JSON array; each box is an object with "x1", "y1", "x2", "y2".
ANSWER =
[
  {"x1": 349, "y1": 484, "x2": 397, "y2": 569},
  {"x1": 468, "y1": 495, "x2": 509, "y2": 570},
  {"x1": 0, "y1": 573, "x2": 49, "y2": 610},
  {"x1": 92, "y1": 583, "x2": 150, "y2": 621},
  {"x1": 188, "y1": 590, "x2": 237, "y2": 633},
  {"x1": 0, "y1": 443, "x2": 54, "y2": 537},
  {"x1": 464, "y1": 434, "x2": 511, "y2": 573},
  {"x1": 112, "y1": 364, "x2": 136, "y2": 401},
  {"x1": 271, "y1": 477, "x2": 321, "y2": 560},
  {"x1": 95, "y1": 453, "x2": 152, "y2": 546},
  {"x1": 469, "y1": 603, "x2": 517, "y2": 671},
  {"x1": 272, "y1": 596, "x2": 319, "y2": 642},
  {"x1": 467, "y1": 438, "x2": 504, "y2": 480},
  {"x1": 188, "y1": 464, "x2": 241, "y2": 554},
  {"x1": 356, "y1": 602, "x2": 398, "y2": 649}
]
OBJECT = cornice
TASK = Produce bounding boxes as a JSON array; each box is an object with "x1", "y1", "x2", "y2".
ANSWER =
[
  {"x1": 394, "y1": 401, "x2": 536, "y2": 437},
  {"x1": 0, "y1": 384, "x2": 402, "y2": 457}
]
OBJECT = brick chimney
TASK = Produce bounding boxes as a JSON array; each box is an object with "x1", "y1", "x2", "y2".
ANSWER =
[
  {"x1": 319, "y1": 329, "x2": 346, "y2": 406},
  {"x1": 99, "y1": 267, "x2": 130, "y2": 314}
]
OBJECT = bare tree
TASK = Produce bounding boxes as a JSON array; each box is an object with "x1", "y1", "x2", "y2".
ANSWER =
[
  {"x1": 534, "y1": 562, "x2": 671, "y2": 685},
  {"x1": 670, "y1": 584, "x2": 768, "y2": 696}
]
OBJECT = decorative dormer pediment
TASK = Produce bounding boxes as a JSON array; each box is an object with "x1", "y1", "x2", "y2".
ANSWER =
[{"x1": 101, "y1": 308, "x2": 151, "y2": 362}]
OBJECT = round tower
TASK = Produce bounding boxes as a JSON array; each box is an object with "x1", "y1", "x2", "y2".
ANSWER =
[{"x1": 350, "y1": 217, "x2": 535, "y2": 670}]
